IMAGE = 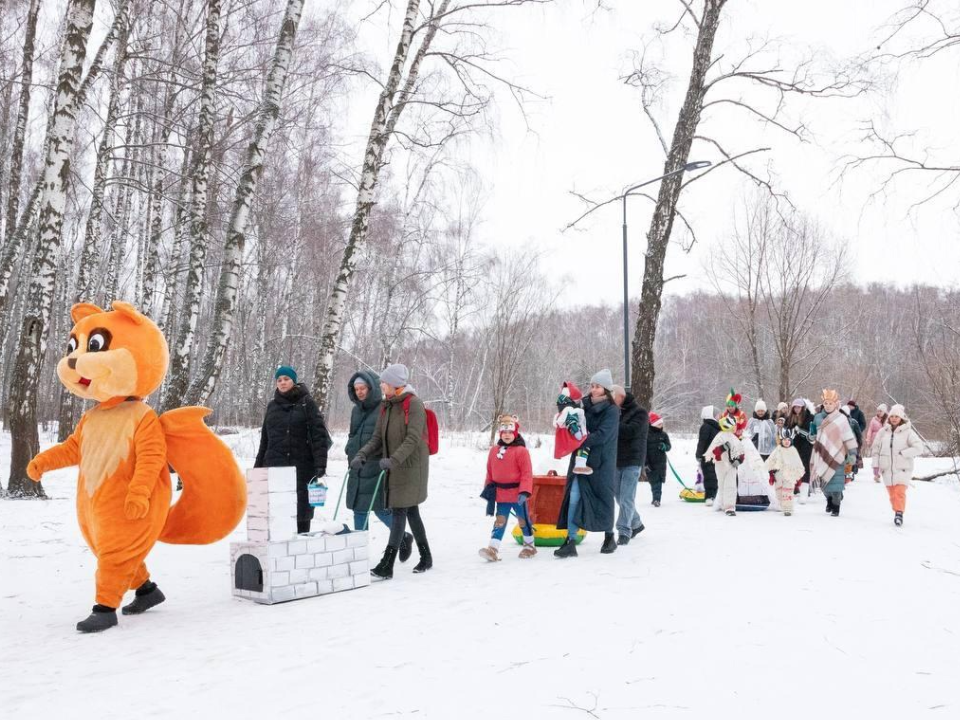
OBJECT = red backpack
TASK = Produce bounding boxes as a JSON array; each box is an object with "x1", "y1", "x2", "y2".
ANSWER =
[{"x1": 382, "y1": 396, "x2": 439, "y2": 455}]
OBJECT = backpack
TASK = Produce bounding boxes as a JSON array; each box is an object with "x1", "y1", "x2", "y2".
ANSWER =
[{"x1": 382, "y1": 396, "x2": 439, "y2": 455}]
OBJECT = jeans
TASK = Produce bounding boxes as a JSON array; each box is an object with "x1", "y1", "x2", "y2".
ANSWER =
[
  {"x1": 353, "y1": 509, "x2": 393, "y2": 532},
  {"x1": 567, "y1": 478, "x2": 582, "y2": 538},
  {"x1": 616, "y1": 466, "x2": 643, "y2": 536},
  {"x1": 491, "y1": 501, "x2": 533, "y2": 542}
]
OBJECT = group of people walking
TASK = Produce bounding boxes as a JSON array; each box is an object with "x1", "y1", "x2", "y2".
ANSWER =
[{"x1": 254, "y1": 364, "x2": 927, "y2": 583}]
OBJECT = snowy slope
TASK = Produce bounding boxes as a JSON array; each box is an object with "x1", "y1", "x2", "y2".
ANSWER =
[{"x1": 2, "y1": 431, "x2": 960, "y2": 720}]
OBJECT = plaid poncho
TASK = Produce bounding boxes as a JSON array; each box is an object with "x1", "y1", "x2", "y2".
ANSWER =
[{"x1": 811, "y1": 410, "x2": 857, "y2": 483}]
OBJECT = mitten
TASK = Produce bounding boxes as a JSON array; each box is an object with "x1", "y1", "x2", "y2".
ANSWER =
[
  {"x1": 768, "y1": 471, "x2": 776, "y2": 487},
  {"x1": 517, "y1": 492, "x2": 530, "y2": 507},
  {"x1": 124, "y1": 490, "x2": 150, "y2": 520},
  {"x1": 379, "y1": 458, "x2": 393, "y2": 472},
  {"x1": 26, "y1": 458, "x2": 45, "y2": 482},
  {"x1": 712, "y1": 446, "x2": 724, "y2": 462},
  {"x1": 349, "y1": 457, "x2": 364, "y2": 470}
]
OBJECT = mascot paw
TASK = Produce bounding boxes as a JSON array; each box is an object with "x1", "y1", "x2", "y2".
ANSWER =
[
  {"x1": 124, "y1": 493, "x2": 150, "y2": 520},
  {"x1": 26, "y1": 459, "x2": 44, "y2": 481}
]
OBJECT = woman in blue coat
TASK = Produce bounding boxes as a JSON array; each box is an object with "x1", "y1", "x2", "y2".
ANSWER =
[{"x1": 555, "y1": 369, "x2": 620, "y2": 558}]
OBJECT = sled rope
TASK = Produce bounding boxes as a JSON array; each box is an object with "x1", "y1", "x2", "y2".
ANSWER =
[
  {"x1": 332, "y1": 470, "x2": 349, "y2": 520},
  {"x1": 361, "y1": 471, "x2": 387, "y2": 531},
  {"x1": 666, "y1": 456, "x2": 693, "y2": 491}
]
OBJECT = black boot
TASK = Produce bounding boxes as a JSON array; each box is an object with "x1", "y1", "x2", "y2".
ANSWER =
[
  {"x1": 122, "y1": 581, "x2": 166, "y2": 615},
  {"x1": 831, "y1": 499, "x2": 840, "y2": 517},
  {"x1": 631, "y1": 523, "x2": 646, "y2": 538},
  {"x1": 412, "y1": 540, "x2": 433, "y2": 573},
  {"x1": 398, "y1": 532, "x2": 414, "y2": 563},
  {"x1": 297, "y1": 519, "x2": 311, "y2": 534},
  {"x1": 894, "y1": 511, "x2": 903, "y2": 527},
  {"x1": 76, "y1": 604, "x2": 118, "y2": 633},
  {"x1": 617, "y1": 534, "x2": 630, "y2": 546},
  {"x1": 371, "y1": 545, "x2": 399, "y2": 580},
  {"x1": 554, "y1": 537, "x2": 578, "y2": 558},
  {"x1": 825, "y1": 497, "x2": 834, "y2": 514},
  {"x1": 600, "y1": 531, "x2": 617, "y2": 554}
]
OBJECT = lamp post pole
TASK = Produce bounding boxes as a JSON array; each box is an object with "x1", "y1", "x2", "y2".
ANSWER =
[{"x1": 621, "y1": 160, "x2": 711, "y2": 391}]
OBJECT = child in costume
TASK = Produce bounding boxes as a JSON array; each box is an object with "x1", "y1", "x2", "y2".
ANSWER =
[
  {"x1": 704, "y1": 415, "x2": 745, "y2": 516},
  {"x1": 479, "y1": 415, "x2": 536, "y2": 560},
  {"x1": 645, "y1": 413, "x2": 671, "y2": 507},
  {"x1": 765, "y1": 427, "x2": 804, "y2": 516},
  {"x1": 721, "y1": 388, "x2": 748, "y2": 439},
  {"x1": 553, "y1": 381, "x2": 590, "y2": 474},
  {"x1": 26, "y1": 302, "x2": 246, "y2": 633}
]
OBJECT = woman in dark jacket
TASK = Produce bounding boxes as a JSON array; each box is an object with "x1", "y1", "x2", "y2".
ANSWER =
[
  {"x1": 254, "y1": 366, "x2": 332, "y2": 534},
  {"x1": 695, "y1": 405, "x2": 721, "y2": 505},
  {"x1": 353, "y1": 363, "x2": 431, "y2": 580},
  {"x1": 555, "y1": 369, "x2": 620, "y2": 558},
  {"x1": 785, "y1": 399, "x2": 814, "y2": 493}
]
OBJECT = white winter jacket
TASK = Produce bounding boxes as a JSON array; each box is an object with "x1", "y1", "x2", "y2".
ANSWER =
[{"x1": 871, "y1": 421, "x2": 924, "y2": 486}]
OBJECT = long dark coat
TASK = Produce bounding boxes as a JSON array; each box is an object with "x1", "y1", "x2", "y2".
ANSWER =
[
  {"x1": 344, "y1": 371, "x2": 385, "y2": 514},
  {"x1": 557, "y1": 395, "x2": 619, "y2": 532},
  {"x1": 616, "y1": 393, "x2": 649, "y2": 468},
  {"x1": 695, "y1": 418, "x2": 721, "y2": 488},
  {"x1": 254, "y1": 383, "x2": 331, "y2": 521},
  {"x1": 358, "y1": 390, "x2": 429, "y2": 509}
]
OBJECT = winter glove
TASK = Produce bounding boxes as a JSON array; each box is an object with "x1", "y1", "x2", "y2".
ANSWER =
[
  {"x1": 124, "y1": 490, "x2": 150, "y2": 520},
  {"x1": 564, "y1": 413, "x2": 582, "y2": 436},
  {"x1": 349, "y1": 457, "x2": 364, "y2": 470},
  {"x1": 314, "y1": 469, "x2": 326, "y2": 480},
  {"x1": 658, "y1": 442, "x2": 668, "y2": 452},
  {"x1": 873, "y1": 466, "x2": 881, "y2": 479},
  {"x1": 768, "y1": 471, "x2": 776, "y2": 487},
  {"x1": 379, "y1": 458, "x2": 393, "y2": 472},
  {"x1": 26, "y1": 458, "x2": 44, "y2": 482},
  {"x1": 517, "y1": 492, "x2": 530, "y2": 507},
  {"x1": 712, "y1": 446, "x2": 724, "y2": 462}
]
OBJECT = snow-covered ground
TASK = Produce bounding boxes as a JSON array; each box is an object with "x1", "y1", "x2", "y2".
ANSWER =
[{"x1": 2, "y1": 430, "x2": 960, "y2": 719}]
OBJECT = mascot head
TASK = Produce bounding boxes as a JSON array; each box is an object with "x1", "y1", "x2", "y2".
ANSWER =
[{"x1": 58, "y1": 301, "x2": 169, "y2": 403}]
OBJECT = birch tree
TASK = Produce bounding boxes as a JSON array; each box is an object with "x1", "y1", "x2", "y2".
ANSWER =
[
  {"x1": 184, "y1": 0, "x2": 306, "y2": 406},
  {"x1": 6, "y1": 0, "x2": 99, "y2": 497}
]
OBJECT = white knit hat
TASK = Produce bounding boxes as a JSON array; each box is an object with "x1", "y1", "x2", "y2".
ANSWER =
[
  {"x1": 889, "y1": 404, "x2": 906, "y2": 419},
  {"x1": 877, "y1": 403, "x2": 889, "y2": 414},
  {"x1": 590, "y1": 368, "x2": 614, "y2": 392},
  {"x1": 755, "y1": 399, "x2": 767, "y2": 413}
]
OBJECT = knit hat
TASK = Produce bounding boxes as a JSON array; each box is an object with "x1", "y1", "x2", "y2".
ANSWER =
[
  {"x1": 498, "y1": 414, "x2": 520, "y2": 435},
  {"x1": 353, "y1": 376, "x2": 369, "y2": 388},
  {"x1": 649, "y1": 413, "x2": 663, "y2": 428},
  {"x1": 380, "y1": 363, "x2": 409, "y2": 387},
  {"x1": 821, "y1": 388, "x2": 840, "y2": 404},
  {"x1": 590, "y1": 369, "x2": 614, "y2": 392},
  {"x1": 701, "y1": 405, "x2": 716, "y2": 420},
  {"x1": 777, "y1": 402, "x2": 789, "y2": 413},
  {"x1": 755, "y1": 399, "x2": 767, "y2": 413},
  {"x1": 791, "y1": 398, "x2": 805, "y2": 408},
  {"x1": 610, "y1": 384, "x2": 626, "y2": 398},
  {"x1": 275, "y1": 365, "x2": 297, "y2": 383},
  {"x1": 719, "y1": 415, "x2": 737, "y2": 432},
  {"x1": 558, "y1": 381, "x2": 583, "y2": 404},
  {"x1": 847, "y1": 399, "x2": 858, "y2": 408},
  {"x1": 877, "y1": 403, "x2": 889, "y2": 414},
  {"x1": 726, "y1": 388, "x2": 742, "y2": 407},
  {"x1": 888, "y1": 404, "x2": 906, "y2": 420}
]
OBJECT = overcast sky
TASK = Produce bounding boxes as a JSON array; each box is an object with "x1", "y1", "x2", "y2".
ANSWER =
[{"x1": 342, "y1": 0, "x2": 960, "y2": 308}]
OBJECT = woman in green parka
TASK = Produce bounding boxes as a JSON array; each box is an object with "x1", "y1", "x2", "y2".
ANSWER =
[
  {"x1": 352, "y1": 363, "x2": 431, "y2": 580},
  {"x1": 345, "y1": 371, "x2": 413, "y2": 561}
]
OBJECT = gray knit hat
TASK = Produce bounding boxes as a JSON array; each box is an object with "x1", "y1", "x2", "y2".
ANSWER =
[
  {"x1": 380, "y1": 363, "x2": 409, "y2": 387},
  {"x1": 589, "y1": 368, "x2": 614, "y2": 392}
]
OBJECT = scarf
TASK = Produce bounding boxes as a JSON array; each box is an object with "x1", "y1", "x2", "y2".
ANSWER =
[{"x1": 811, "y1": 410, "x2": 857, "y2": 482}]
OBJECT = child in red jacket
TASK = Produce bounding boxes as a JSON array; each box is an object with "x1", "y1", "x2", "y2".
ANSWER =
[{"x1": 479, "y1": 415, "x2": 536, "y2": 561}]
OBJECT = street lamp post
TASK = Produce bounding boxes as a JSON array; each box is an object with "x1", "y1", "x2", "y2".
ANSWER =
[{"x1": 621, "y1": 160, "x2": 711, "y2": 391}]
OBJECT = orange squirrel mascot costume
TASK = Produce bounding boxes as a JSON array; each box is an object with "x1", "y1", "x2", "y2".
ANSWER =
[{"x1": 27, "y1": 301, "x2": 246, "y2": 633}]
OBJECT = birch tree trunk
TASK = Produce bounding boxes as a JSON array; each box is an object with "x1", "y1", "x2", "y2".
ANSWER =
[
  {"x1": 185, "y1": 0, "x2": 305, "y2": 407},
  {"x1": 630, "y1": 0, "x2": 726, "y2": 408},
  {"x1": 6, "y1": 0, "x2": 98, "y2": 497},
  {"x1": 159, "y1": 143, "x2": 192, "y2": 334},
  {"x1": 312, "y1": 0, "x2": 451, "y2": 410},
  {"x1": 161, "y1": 0, "x2": 221, "y2": 413},
  {"x1": 4, "y1": 0, "x2": 41, "y2": 251}
]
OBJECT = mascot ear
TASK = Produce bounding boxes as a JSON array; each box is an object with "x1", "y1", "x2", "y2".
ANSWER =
[
  {"x1": 71, "y1": 303, "x2": 104, "y2": 323},
  {"x1": 111, "y1": 301, "x2": 146, "y2": 325}
]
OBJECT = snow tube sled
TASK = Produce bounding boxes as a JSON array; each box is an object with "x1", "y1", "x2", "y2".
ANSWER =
[
  {"x1": 680, "y1": 488, "x2": 705, "y2": 503},
  {"x1": 735, "y1": 495, "x2": 770, "y2": 512},
  {"x1": 512, "y1": 523, "x2": 586, "y2": 547}
]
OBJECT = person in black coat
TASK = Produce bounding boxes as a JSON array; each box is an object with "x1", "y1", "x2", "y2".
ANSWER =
[
  {"x1": 555, "y1": 369, "x2": 620, "y2": 558},
  {"x1": 254, "y1": 366, "x2": 332, "y2": 534},
  {"x1": 645, "y1": 413, "x2": 671, "y2": 506},
  {"x1": 612, "y1": 386, "x2": 648, "y2": 545},
  {"x1": 846, "y1": 400, "x2": 867, "y2": 433},
  {"x1": 695, "y1": 405, "x2": 721, "y2": 504},
  {"x1": 785, "y1": 399, "x2": 814, "y2": 492}
]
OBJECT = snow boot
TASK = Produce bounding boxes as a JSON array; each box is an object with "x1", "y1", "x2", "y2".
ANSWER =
[
  {"x1": 652, "y1": 500, "x2": 661, "y2": 507},
  {"x1": 398, "y1": 532, "x2": 414, "y2": 563},
  {"x1": 122, "y1": 581, "x2": 165, "y2": 615},
  {"x1": 894, "y1": 512, "x2": 903, "y2": 527},
  {"x1": 572, "y1": 454, "x2": 593, "y2": 475},
  {"x1": 519, "y1": 544, "x2": 537, "y2": 559},
  {"x1": 412, "y1": 540, "x2": 433, "y2": 574},
  {"x1": 617, "y1": 534, "x2": 631, "y2": 546},
  {"x1": 631, "y1": 523, "x2": 646, "y2": 538},
  {"x1": 725, "y1": 509, "x2": 736, "y2": 517},
  {"x1": 371, "y1": 545, "x2": 399, "y2": 580},
  {"x1": 600, "y1": 532, "x2": 617, "y2": 554},
  {"x1": 554, "y1": 537, "x2": 578, "y2": 559},
  {"x1": 831, "y1": 503, "x2": 840, "y2": 517},
  {"x1": 784, "y1": 510, "x2": 792, "y2": 517},
  {"x1": 705, "y1": 498, "x2": 714, "y2": 507},
  {"x1": 825, "y1": 497, "x2": 835, "y2": 514},
  {"x1": 76, "y1": 605, "x2": 118, "y2": 633},
  {"x1": 478, "y1": 546, "x2": 500, "y2": 562}
]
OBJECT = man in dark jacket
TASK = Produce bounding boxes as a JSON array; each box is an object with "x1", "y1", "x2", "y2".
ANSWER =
[
  {"x1": 255, "y1": 366, "x2": 332, "y2": 534},
  {"x1": 611, "y1": 385, "x2": 648, "y2": 545},
  {"x1": 846, "y1": 400, "x2": 866, "y2": 433},
  {"x1": 695, "y1": 405, "x2": 721, "y2": 506}
]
